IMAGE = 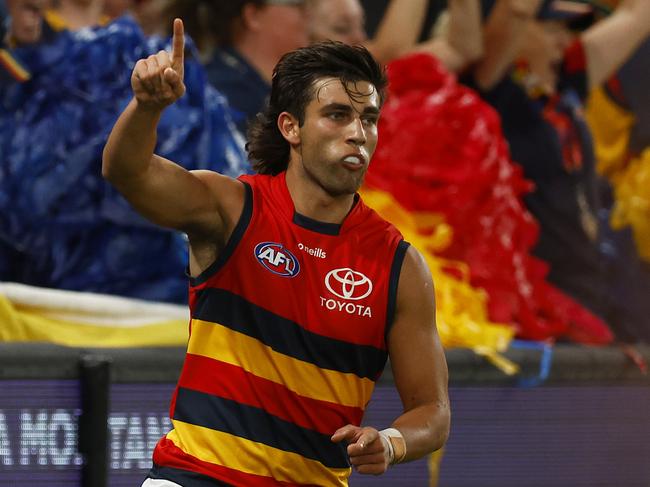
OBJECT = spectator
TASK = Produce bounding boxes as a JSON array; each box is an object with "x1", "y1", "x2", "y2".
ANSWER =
[
  {"x1": 464, "y1": 0, "x2": 650, "y2": 340},
  {"x1": 164, "y1": 0, "x2": 310, "y2": 134},
  {"x1": 3, "y1": 0, "x2": 50, "y2": 45},
  {"x1": 1, "y1": 0, "x2": 51, "y2": 84}
]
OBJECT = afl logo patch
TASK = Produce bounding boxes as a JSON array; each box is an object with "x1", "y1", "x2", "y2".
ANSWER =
[
  {"x1": 254, "y1": 242, "x2": 300, "y2": 278},
  {"x1": 325, "y1": 268, "x2": 373, "y2": 300}
]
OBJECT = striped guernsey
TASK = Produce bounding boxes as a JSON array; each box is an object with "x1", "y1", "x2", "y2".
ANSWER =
[{"x1": 150, "y1": 171, "x2": 408, "y2": 486}]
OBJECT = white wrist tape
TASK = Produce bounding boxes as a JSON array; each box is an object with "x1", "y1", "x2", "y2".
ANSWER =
[{"x1": 379, "y1": 428, "x2": 406, "y2": 465}]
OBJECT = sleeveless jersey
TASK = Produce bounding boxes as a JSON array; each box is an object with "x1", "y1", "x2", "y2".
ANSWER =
[{"x1": 151, "y1": 172, "x2": 408, "y2": 486}]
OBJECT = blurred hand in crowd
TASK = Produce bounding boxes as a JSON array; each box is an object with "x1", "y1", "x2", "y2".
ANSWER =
[{"x1": 517, "y1": 19, "x2": 574, "y2": 95}]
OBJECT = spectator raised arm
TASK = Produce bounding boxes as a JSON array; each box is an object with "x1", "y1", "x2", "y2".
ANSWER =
[
  {"x1": 473, "y1": 0, "x2": 544, "y2": 90},
  {"x1": 366, "y1": 0, "x2": 429, "y2": 63},
  {"x1": 307, "y1": 0, "x2": 427, "y2": 63},
  {"x1": 475, "y1": 0, "x2": 650, "y2": 92},
  {"x1": 415, "y1": 0, "x2": 484, "y2": 72},
  {"x1": 581, "y1": 0, "x2": 650, "y2": 88},
  {"x1": 309, "y1": 0, "x2": 482, "y2": 72}
]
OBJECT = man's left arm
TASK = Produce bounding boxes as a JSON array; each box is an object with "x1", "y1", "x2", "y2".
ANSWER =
[{"x1": 332, "y1": 245, "x2": 450, "y2": 474}]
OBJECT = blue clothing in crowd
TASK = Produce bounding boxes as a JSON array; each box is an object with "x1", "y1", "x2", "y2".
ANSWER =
[
  {"x1": 205, "y1": 46, "x2": 270, "y2": 135},
  {"x1": 0, "y1": 16, "x2": 249, "y2": 303}
]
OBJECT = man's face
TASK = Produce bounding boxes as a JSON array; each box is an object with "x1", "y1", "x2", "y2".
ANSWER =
[
  {"x1": 292, "y1": 77, "x2": 380, "y2": 196},
  {"x1": 308, "y1": 0, "x2": 367, "y2": 46}
]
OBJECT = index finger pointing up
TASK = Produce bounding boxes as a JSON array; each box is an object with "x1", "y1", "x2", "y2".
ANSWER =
[{"x1": 171, "y1": 18, "x2": 185, "y2": 73}]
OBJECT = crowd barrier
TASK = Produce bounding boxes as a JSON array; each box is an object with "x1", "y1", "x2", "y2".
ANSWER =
[{"x1": 1, "y1": 342, "x2": 649, "y2": 486}]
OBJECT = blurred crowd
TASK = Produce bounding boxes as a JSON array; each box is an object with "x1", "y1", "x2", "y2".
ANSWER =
[{"x1": 1, "y1": 0, "x2": 649, "y2": 348}]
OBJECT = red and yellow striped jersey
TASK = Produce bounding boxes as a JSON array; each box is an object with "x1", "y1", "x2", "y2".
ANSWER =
[{"x1": 151, "y1": 172, "x2": 407, "y2": 486}]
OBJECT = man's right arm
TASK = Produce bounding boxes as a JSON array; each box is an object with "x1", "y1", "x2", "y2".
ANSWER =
[{"x1": 102, "y1": 18, "x2": 244, "y2": 243}]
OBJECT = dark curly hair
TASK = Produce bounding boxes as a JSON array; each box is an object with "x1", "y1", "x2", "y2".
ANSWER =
[{"x1": 246, "y1": 41, "x2": 387, "y2": 175}]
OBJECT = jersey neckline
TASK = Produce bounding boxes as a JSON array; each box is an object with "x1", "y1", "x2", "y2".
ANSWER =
[{"x1": 275, "y1": 172, "x2": 363, "y2": 236}]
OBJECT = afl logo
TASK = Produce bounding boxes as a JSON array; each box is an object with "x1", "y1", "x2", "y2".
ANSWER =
[
  {"x1": 255, "y1": 242, "x2": 300, "y2": 278},
  {"x1": 325, "y1": 268, "x2": 373, "y2": 300}
]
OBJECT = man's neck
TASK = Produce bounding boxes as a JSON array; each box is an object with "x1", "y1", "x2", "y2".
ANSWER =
[{"x1": 285, "y1": 169, "x2": 356, "y2": 225}]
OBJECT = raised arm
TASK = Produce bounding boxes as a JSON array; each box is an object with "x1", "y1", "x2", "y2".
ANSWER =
[
  {"x1": 366, "y1": 0, "x2": 429, "y2": 64},
  {"x1": 331, "y1": 245, "x2": 450, "y2": 474},
  {"x1": 581, "y1": 0, "x2": 650, "y2": 89},
  {"x1": 415, "y1": 0, "x2": 483, "y2": 73},
  {"x1": 473, "y1": 0, "x2": 544, "y2": 90},
  {"x1": 102, "y1": 19, "x2": 244, "y2": 244}
]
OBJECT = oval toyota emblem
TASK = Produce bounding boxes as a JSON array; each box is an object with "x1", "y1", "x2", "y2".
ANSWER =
[
  {"x1": 255, "y1": 242, "x2": 300, "y2": 278},
  {"x1": 325, "y1": 268, "x2": 373, "y2": 300}
]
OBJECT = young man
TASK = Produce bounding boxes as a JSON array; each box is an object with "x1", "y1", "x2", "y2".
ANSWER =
[{"x1": 103, "y1": 19, "x2": 450, "y2": 487}]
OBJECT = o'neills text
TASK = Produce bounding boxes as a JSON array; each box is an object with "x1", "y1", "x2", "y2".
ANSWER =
[{"x1": 298, "y1": 243, "x2": 327, "y2": 259}]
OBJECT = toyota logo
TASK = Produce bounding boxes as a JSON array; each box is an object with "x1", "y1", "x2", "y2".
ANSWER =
[{"x1": 325, "y1": 268, "x2": 373, "y2": 300}]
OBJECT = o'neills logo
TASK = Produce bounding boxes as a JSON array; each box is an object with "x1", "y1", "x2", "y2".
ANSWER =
[
  {"x1": 321, "y1": 268, "x2": 373, "y2": 318},
  {"x1": 297, "y1": 242, "x2": 327, "y2": 259},
  {"x1": 254, "y1": 242, "x2": 300, "y2": 278}
]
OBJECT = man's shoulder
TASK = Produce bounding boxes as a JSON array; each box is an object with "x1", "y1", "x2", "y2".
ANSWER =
[
  {"x1": 236, "y1": 172, "x2": 281, "y2": 204},
  {"x1": 238, "y1": 172, "x2": 271, "y2": 186}
]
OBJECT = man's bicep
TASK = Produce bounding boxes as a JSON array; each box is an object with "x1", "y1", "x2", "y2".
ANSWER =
[
  {"x1": 388, "y1": 246, "x2": 448, "y2": 411},
  {"x1": 120, "y1": 155, "x2": 243, "y2": 238}
]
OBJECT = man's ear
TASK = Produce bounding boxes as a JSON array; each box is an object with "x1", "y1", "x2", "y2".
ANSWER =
[{"x1": 277, "y1": 112, "x2": 301, "y2": 145}]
